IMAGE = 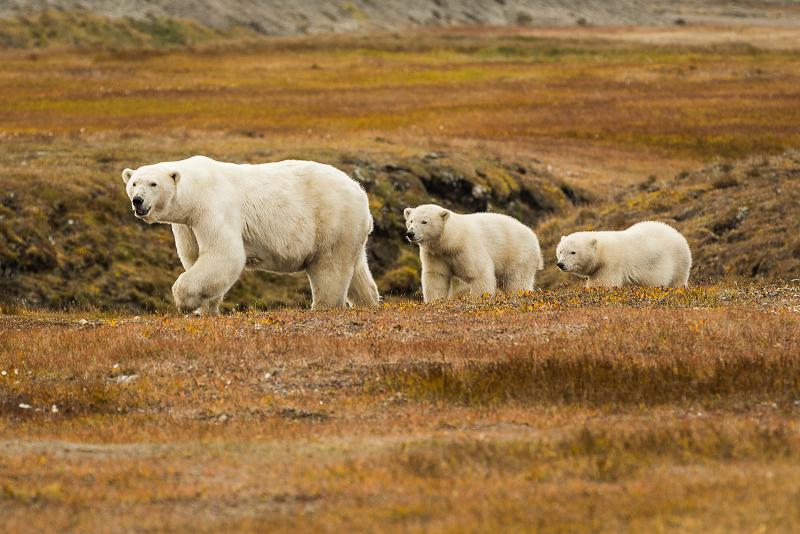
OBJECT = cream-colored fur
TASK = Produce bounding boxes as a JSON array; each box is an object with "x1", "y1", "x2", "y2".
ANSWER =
[
  {"x1": 404, "y1": 204, "x2": 544, "y2": 302},
  {"x1": 122, "y1": 156, "x2": 380, "y2": 313},
  {"x1": 556, "y1": 221, "x2": 692, "y2": 287}
]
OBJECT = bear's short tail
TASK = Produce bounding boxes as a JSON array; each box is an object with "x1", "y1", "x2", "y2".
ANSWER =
[{"x1": 348, "y1": 245, "x2": 381, "y2": 307}]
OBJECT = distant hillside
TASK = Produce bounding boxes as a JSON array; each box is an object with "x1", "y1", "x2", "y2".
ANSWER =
[{"x1": 1, "y1": 0, "x2": 799, "y2": 45}]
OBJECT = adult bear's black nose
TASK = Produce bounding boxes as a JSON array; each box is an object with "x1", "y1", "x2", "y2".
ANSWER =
[
  {"x1": 405, "y1": 230, "x2": 415, "y2": 239},
  {"x1": 132, "y1": 196, "x2": 144, "y2": 208},
  {"x1": 557, "y1": 262, "x2": 566, "y2": 270}
]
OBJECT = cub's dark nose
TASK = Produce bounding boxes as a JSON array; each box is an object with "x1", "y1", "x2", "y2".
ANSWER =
[
  {"x1": 405, "y1": 230, "x2": 415, "y2": 239},
  {"x1": 132, "y1": 196, "x2": 144, "y2": 208},
  {"x1": 557, "y1": 262, "x2": 566, "y2": 270}
]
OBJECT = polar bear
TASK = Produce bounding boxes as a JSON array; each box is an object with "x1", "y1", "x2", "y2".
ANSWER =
[
  {"x1": 122, "y1": 156, "x2": 380, "y2": 313},
  {"x1": 404, "y1": 204, "x2": 544, "y2": 302},
  {"x1": 556, "y1": 221, "x2": 691, "y2": 287}
]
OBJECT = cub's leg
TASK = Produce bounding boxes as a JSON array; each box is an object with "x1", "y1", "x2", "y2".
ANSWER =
[
  {"x1": 585, "y1": 272, "x2": 625, "y2": 288},
  {"x1": 200, "y1": 296, "x2": 223, "y2": 316},
  {"x1": 306, "y1": 257, "x2": 354, "y2": 309},
  {"x1": 458, "y1": 252, "x2": 496, "y2": 296},
  {"x1": 464, "y1": 270, "x2": 497, "y2": 296},
  {"x1": 420, "y1": 250, "x2": 451, "y2": 303},
  {"x1": 500, "y1": 268, "x2": 536, "y2": 293},
  {"x1": 346, "y1": 244, "x2": 380, "y2": 307}
]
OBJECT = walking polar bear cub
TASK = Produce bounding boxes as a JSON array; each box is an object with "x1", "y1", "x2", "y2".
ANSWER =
[
  {"x1": 556, "y1": 221, "x2": 692, "y2": 287},
  {"x1": 122, "y1": 156, "x2": 380, "y2": 313},
  {"x1": 404, "y1": 204, "x2": 544, "y2": 302}
]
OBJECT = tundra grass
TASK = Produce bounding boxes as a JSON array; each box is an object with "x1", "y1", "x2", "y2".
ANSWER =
[
  {"x1": 1, "y1": 28, "x2": 799, "y2": 163},
  {"x1": 1, "y1": 285, "x2": 799, "y2": 532}
]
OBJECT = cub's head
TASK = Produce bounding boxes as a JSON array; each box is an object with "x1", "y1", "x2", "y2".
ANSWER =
[
  {"x1": 403, "y1": 204, "x2": 450, "y2": 245},
  {"x1": 556, "y1": 233, "x2": 599, "y2": 277},
  {"x1": 121, "y1": 165, "x2": 181, "y2": 224}
]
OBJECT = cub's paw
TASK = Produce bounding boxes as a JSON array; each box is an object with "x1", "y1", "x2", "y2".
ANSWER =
[{"x1": 200, "y1": 297, "x2": 222, "y2": 316}]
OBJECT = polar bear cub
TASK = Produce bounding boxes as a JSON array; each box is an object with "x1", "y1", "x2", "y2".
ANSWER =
[
  {"x1": 556, "y1": 221, "x2": 691, "y2": 287},
  {"x1": 404, "y1": 204, "x2": 544, "y2": 302},
  {"x1": 122, "y1": 155, "x2": 380, "y2": 313}
]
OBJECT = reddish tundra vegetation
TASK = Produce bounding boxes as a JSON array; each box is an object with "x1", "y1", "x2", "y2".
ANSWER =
[
  {"x1": 3, "y1": 286, "x2": 800, "y2": 531},
  {"x1": 1, "y1": 17, "x2": 800, "y2": 533}
]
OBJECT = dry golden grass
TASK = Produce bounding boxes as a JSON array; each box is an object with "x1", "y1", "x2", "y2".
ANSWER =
[
  {"x1": 2, "y1": 26, "x2": 800, "y2": 182},
  {"x1": 2, "y1": 285, "x2": 800, "y2": 531}
]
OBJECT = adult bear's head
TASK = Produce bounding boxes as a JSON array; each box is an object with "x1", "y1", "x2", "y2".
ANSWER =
[
  {"x1": 403, "y1": 204, "x2": 450, "y2": 246},
  {"x1": 121, "y1": 164, "x2": 181, "y2": 224}
]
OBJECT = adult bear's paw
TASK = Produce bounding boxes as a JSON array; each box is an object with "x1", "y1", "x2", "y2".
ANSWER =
[{"x1": 172, "y1": 274, "x2": 203, "y2": 314}]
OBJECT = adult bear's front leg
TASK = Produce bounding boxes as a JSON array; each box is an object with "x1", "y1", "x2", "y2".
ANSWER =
[{"x1": 172, "y1": 224, "x2": 245, "y2": 314}]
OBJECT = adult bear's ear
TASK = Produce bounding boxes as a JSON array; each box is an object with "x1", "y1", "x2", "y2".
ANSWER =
[
  {"x1": 169, "y1": 171, "x2": 181, "y2": 184},
  {"x1": 122, "y1": 168, "x2": 134, "y2": 184},
  {"x1": 440, "y1": 210, "x2": 450, "y2": 220},
  {"x1": 403, "y1": 207, "x2": 412, "y2": 219},
  {"x1": 589, "y1": 238, "x2": 597, "y2": 248},
  {"x1": 560, "y1": 235, "x2": 565, "y2": 241}
]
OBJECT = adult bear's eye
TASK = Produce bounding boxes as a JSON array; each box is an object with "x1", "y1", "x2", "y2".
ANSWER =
[
  {"x1": 422, "y1": 220, "x2": 428, "y2": 224},
  {"x1": 571, "y1": 251, "x2": 576, "y2": 255},
  {"x1": 149, "y1": 183, "x2": 157, "y2": 187}
]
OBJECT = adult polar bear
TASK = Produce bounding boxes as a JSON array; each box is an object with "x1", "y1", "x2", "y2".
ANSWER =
[
  {"x1": 404, "y1": 204, "x2": 544, "y2": 302},
  {"x1": 556, "y1": 221, "x2": 691, "y2": 287},
  {"x1": 122, "y1": 156, "x2": 380, "y2": 313}
]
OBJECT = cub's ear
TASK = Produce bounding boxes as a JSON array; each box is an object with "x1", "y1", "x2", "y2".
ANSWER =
[
  {"x1": 440, "y1": 210, "x2": 450, "y2": 220},
  {"x1": 589, "y1": 238, "x2": 598, "y2": 248},
  {"x1": 122, "y1": 168, "x2": 134, "y2": 184},
  {"x1": 560, "y1": 235, "x2": 565, "y2": 241},
  {"x1": 169, "y1": 171, "x2": 181, "y2": 183},
  {"x1": 403, "y1": 207, "x2": 413, "y2": 219}
]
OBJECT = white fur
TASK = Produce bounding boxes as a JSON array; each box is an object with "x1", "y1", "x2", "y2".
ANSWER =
[
  {"x1": 556, "y1": 221, "x2": 692, "y2": 287},
  {"x1": 122, "y1": 155, "x2": 380, "y2": 313},
  {"x1": 404, "y1": 204, "x2": 544, "y2": 302}
]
